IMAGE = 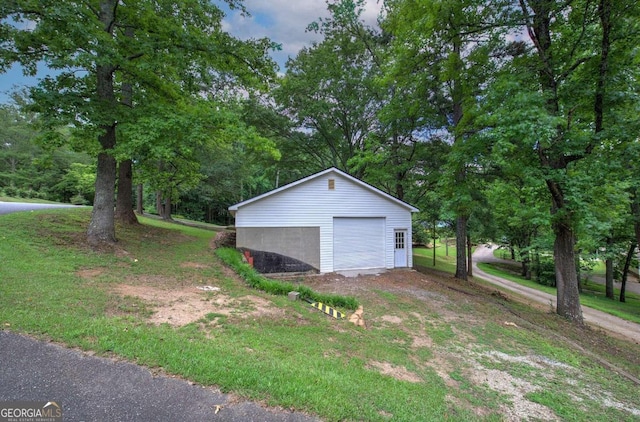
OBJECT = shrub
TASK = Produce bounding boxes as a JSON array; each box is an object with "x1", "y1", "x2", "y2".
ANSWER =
[
  {"x1": 535, "y1": 258, "x2": 556, "y2": 287},
  {"x1": 215, "y1": 247, "x2": 359, "y2": 310},
  {"x1": 70, "y1": 194, "x2": 89, "y2": 205}
]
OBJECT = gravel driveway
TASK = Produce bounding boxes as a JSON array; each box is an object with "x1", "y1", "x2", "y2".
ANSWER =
[{"x1": 472, "y1": 244, "x2": 640, "y2": 343}]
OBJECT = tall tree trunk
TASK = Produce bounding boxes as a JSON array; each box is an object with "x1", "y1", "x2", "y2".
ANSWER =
[
  {"x1": 87, "y1": 0, "x2": 118, "y2": 246},
  {"x1": 450, "y1": 36, "x2": 469, "y2": 281},
  {"x1": 156, "y1": 191, "x2": 163, "y2": 216},
  {"x1": 523, "y1": 0, "x2": 587, "y2": 324},
  {"x1": 136, "y1": 184, "x2": 144, "y2": 214},
  {"x1": 114, "y1": 35, "x2": 138, "y2": 225},
  {"x1": 605, "y1": 237, "x2": 614, "y2": 299},
  {"x1": 620, "y1": 242, "x2": 636, "y2": 303},
  {"x1": 631, "y1": 189, "x2": 640, "y2": 250},
  {"x1": 466, "y1": 234, "x2": 473, "y2": 277},
  {"x1": 521, "y1": 257, "x2": 531, "y2": 279},
  {"x1": 533, "y1": 249, "x2": 540, "y2": 282},
  {"x1": 552, "y1": 214, "x2": 583, "y2": 323},
  {"x1": 455, "y1": 215, "x2": 467, "y2": 280},
  {"x1": 115, "y1": 159, "x2": 138, "y2": 224},
  {"x1": 432, "y1": 220, "x2": 437, "y2": 267},
  {"x1": 162, "y1": 193, "x2": 172, "y2": 220},
  {"x1": 88, "y1": 145, "x2": 117, "y2": 245}
]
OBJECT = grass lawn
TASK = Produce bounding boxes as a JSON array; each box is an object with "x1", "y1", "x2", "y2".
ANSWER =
[
  {"x1": 479, "y1": 253, "x2": 640, "y2": 325},
  {"x1": 0, "y1": 196, "x2": 64, "y2": 204},
  {"x1": 2, "y1": 210, "x2": 640, "y2": 421},
  {"x1": 413, "y1": 241, "x2": 458, "y2": 274},
  {"x1": 418, "y1": 242, "x2": 640, "y2": 325}
]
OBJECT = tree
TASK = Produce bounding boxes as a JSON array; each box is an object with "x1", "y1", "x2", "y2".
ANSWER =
[
  {"x1": 127, "y1": 98, "x2": 279, "y2": 221},
  {"x1": 275, "y1": 1, "x2": 382, "y2": 178},
  {"x1": 486, "y1": 177, "x2": 549, "y2": 280},
  {"x1": 0, "y1": 100, "x2": 93, "y2": 202},
  {"x1": 484, "y1": 0, "x2": 640, "y2": 322},
  {"x1": 382, "y1": 0, "x2": 515, "y2": 280},
  {"x1": 1, "y1": 0, "x2": 276, "y2": 245},
  {"x1": 114, "y1": 51, "x2": 137, "y2": 225},
  {"x1": 0, "y1": 104, "x2": 39, "y2": 189}
]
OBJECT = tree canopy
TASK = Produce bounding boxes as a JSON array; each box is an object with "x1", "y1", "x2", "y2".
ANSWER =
[{"x1": 1, "y1": 0, "x2": 277, "y2": 243}]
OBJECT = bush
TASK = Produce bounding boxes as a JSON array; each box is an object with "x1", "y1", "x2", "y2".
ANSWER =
[
  {"x1": 70, "y1": 194, "x2": 90, "y2": 205},
  {"x1": 3, "y1": 185, "x2": 19, "y2": 197},
  {"x1": 535, "y1": 259, "x2": 556, "y2": 287},
  {"x1": 412, "y1": 220, "x2": 431, "y2": 246},
  {"x1": 215, "y1": 247, "x2": 359, "y2": 310}
]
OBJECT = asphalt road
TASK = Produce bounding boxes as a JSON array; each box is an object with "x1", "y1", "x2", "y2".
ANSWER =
[
  {"x1": 0, "y1": 332, "x2": 319, "y2": 422},
  {"x1": 0, "y1": 201, "x2": 80, "y2": 215},
  {"x1": 473, "y1": 244, "x2": 640, "y2": 344}
]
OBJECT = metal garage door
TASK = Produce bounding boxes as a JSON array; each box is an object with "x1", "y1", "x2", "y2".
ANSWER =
[{"x1": 333, "y1": 217, "x2": 385, "y2": 270}]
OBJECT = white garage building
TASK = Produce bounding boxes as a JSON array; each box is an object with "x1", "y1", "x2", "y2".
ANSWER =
[{"x1": 228, "y1": 167, "x2": 419, "y2": 274}]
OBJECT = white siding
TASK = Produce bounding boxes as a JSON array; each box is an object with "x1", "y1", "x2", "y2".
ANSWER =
[{"x1": 233, "y1": 171, "x2": 414, "y2": 273}]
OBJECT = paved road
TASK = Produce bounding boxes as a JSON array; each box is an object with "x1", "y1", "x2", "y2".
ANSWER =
[
  {"x1": 473, "y1": 244, "x2": 640, "y2": 344},
  {"x1": 0, "y1": 331, "x2": 319, "y2": 422},
  {"x1": 0, "y1": 201, "x2": 80, "y2": 215},
  {"x1": 587, "y1": 274, "x2": 640, "y2": 296}
]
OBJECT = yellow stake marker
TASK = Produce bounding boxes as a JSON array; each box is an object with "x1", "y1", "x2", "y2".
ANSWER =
[{"x1": 310, "y1": 302, "x2": 345, "y2": 319}]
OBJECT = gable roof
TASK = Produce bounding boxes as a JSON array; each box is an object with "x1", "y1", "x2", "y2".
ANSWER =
[{"x1": 228, "y1": 167, "x2": 419, "y2": 216}]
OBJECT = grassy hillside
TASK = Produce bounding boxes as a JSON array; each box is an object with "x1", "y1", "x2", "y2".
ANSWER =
[{"x1": 1, "y1": 209, "x2": 639, "y2": 421}]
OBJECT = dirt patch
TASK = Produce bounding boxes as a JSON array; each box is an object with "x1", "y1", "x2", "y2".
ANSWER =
[
  {"x1": 411, "y1": 334, "x2": 433, "y2": 349},
  {"x1": 111, "y1": 284, "x2": 282, "y2": 326},
  {"x1": 302, "y1": 269, "x2": 437, "y2": 294},
  {"x1": 380, "y1": 315, "x2": 403, "y2": 324},
  {"x1": 468, "y1": 367, "x2": 559, "y2": 422},
  {"x1": 180, "y1": 262, "x2": 211, "y2": 269},
  {"x1": 299, "y1": 268, "x2": 640, "y2": 420},
  {"x1": 367, "y1": 360, "x2": 422, "y2": 383},
  {"x1": 76, "y1": 268, "x2": 104, "y2": 279}
]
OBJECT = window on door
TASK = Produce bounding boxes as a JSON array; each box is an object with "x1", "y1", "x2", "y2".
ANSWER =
[{"x1": 395, "y1": 231, "x2": 405, "y2": 249}]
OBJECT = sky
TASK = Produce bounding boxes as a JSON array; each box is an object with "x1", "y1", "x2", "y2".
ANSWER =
[{"x1": 0, "y1": 0, "x2": 383, "y2": 104}]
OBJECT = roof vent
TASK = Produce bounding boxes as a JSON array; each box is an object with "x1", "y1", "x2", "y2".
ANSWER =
[{"x1": 328, "y1": 179, "x2": 335, "y2": 190}]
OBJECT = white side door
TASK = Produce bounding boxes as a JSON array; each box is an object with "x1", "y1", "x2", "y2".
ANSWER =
[{"x1": 394, "y1": 230, "x2": 407, "y2": 267}]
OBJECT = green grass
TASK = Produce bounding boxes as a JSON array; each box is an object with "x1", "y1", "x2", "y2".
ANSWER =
[
  {"x1": 423, "y1": 243, "x2": 640, "y2": 325},
  {"x1": 2, "y1": 210, "x2": 640, "y2": 421},
  {"x1": 0, "y1": 196, "x2": 65, "y2": 204},
  {"x1": 0, "y1": 210, "x2": 451, "y2": 421},
  {"x1": 413, "y1": 241, "x2": 458, "y2": 273},
  {"x1": 477, "y1": 263, "x2": 640, "y2": 325}
]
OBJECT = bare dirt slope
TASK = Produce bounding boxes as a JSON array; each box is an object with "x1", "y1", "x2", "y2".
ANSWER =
[
  {"x1": 97, "y1": 255, "x2": 640, "y2": 421},
  {"x1": 298, "y1": 268, "x2": 640, "y2": 420}
]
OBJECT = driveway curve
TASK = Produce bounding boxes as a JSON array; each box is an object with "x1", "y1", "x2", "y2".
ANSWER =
[{"x1": 472, "y1": 244, "x2": 640, "y2": 344}]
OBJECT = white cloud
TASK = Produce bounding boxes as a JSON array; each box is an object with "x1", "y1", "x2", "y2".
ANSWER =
[{"x1": 223, "y1": 0, "x2": 383, "y2": 71}]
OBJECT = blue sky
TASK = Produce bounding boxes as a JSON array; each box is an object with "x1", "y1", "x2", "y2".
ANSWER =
[{"x1": 0, "y1": 0, "x2": 382, "y2": 104}]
